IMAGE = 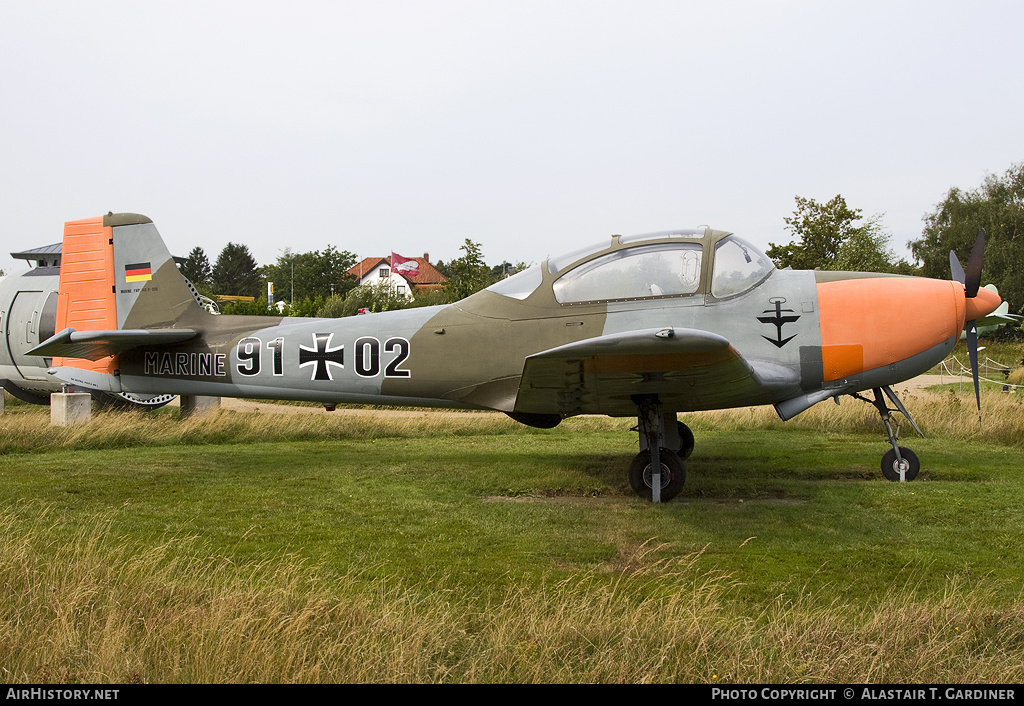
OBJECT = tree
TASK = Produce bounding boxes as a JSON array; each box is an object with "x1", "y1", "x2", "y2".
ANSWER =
[
  {"x1": 327, "y1": 281, "x2": 411, "y2": 317},
  {"x1": 910, "y1": 163, "x2": 1024, "y2": 314},
  {"x1": 443, "y1": 239, "x2": 497, "y2": 301},
  {"x1": 219, "y1": 295, "x2": 277, "y2": 316},
  {"x1": 260, "y1": 245, "x2": 357, "y2": 303},
  {"x1": 768, "y1": 195, "x2": 913, "y2": 274},
  {"x1": 768, "y1": 195, "x2": 863, "y2": 270},
  {"x1": 211, "y1": 242, "x2": 261, "y2": 298},
  {"x1": 831, "y1": 215, "x2": 916, "y2": 275},
  {"x1": 179, "y1": 246, "x2": 212, "y2": 294},
  {"x1": 491, "y1": 261, "x2": 515, "y2": 279}
]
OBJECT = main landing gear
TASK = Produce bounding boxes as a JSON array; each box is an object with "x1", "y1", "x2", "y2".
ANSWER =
[
  {"x1": 630, "y1": 395, "x2": 693, "y2": 502},
  {"x1": 851, "y1": 386, "x2": 924, "y2": 482},
  {"x1": 625, "y1": 385, "x2": 923, "y2": 498}
]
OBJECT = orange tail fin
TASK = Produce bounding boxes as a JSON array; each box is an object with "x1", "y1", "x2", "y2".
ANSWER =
[
  {"x1": 40, "y1": 213, "x2": 204, "y2": 373},
  {"x1": 53, "y1": 216, "x2": 118, "y2": 375}
]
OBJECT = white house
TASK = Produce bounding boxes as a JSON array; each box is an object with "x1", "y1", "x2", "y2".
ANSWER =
[{"x1": 347, "y1": 254, "x2": 447, "y2": 300}]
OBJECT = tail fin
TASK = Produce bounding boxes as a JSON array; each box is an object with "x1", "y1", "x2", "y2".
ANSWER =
[
  {"x1": 107, "y1": 213, "x2": 206, "y2": 330},
  {"x1": 30, "y1": 213, "x2": 203, "y2": 366},
  {"x1": 52, "y1": 216, "x2": 118, "y2": 374}
]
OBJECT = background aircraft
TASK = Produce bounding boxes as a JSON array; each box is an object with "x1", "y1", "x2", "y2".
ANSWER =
[
  {"x1": 1, "y1": 241, "x2": 176, "y2": 410},
  {"x1": 961, "y1": 285, "x2": 1021, "y2": 338},
  {"x1": 28, "y1": 214, "x2": 1001, "y2": 501}
]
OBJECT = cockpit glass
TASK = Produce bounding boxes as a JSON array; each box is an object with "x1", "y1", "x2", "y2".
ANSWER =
[
  {"x1": 711, "y1": 235, "x2": 774, "y2": 298},
  {"x1": 553, "y1": 243, "x2": 703, "y2": 304},
  {"x1": 618, "y1": 227, "x2": 707, "y2": 244},
  {"x1": 486, "y1": 264, "x2": 543, "y2": 300},
  {"x1": 547, "y1": 240, "x2": 613, "y2": 274}
]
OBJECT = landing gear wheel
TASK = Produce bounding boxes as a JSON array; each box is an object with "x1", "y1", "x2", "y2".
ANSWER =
[
  {"x1": 676, "y1": 421, "x2": 695, "y2": 460},
  {"x1": 91, "y1": 391, "x2": 177, "y2": 411},
  {"x1": 1, "y1": 380, "x2": 51, "y2": 406},
  {"x1": 629, "y1": 448, "x2": 686, "y2": 501},
  {"x1": 881, "y1": 447, "x2": 919, "y2": 481}
]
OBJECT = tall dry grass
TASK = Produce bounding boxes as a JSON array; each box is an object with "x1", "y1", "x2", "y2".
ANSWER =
[
  {"x1": 0, "y1": 405, "x2": 529, "y2": 455},
  {"x1": 3, "y1": 511, "x2": 1023, "y2": 683},
  {"x1": 4, "y1": 381, "x2": 1023, "y2": 456},
  {"x1": 688, "y1": 386, "x2": 1024, "y2": 447}
]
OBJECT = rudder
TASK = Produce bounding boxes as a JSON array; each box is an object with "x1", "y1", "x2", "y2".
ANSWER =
[{"x1": 53, "y1": 216, "x2": 117, "y2": 374}]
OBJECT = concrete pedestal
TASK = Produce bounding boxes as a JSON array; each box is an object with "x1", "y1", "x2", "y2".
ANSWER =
[
  {"x1": 51, "y1": 392, "x2": 92, "y2": 426},
  {"x1": 180, "y1": 395, "x2": 221, "y2": 419}
]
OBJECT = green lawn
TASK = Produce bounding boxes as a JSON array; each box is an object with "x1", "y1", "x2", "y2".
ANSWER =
[
  {"x1": 3, "y1": 396, "x2": 1024, "y2": 681},
  {"x1": 3, "y1": 402, "x2": 1022, "y2": 602}
]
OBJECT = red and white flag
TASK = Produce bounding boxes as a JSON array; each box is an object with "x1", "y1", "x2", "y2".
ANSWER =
[{"x1": 390, "y1": 252, "x2": 420, "y2": 277}]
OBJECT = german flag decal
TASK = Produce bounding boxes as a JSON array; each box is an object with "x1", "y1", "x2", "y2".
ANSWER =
[{"x1": 125, "y1": 262, "x2": 153, "y2": 282}]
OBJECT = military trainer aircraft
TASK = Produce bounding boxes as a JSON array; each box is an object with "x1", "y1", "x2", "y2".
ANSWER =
[{"x1": 26, "y1": 213, "x2": 1001, "y2": 501}]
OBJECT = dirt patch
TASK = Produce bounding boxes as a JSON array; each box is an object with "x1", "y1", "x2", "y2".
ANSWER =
[
  {"x1": 891, "y1": 375, "x2": 947, "y2": 395},
  {"x1": 483, "y1": 493, "x2": 627, "y2": 505},
  {"x1": 704, "y1": 495, "x2": 807, "y2": 505}
]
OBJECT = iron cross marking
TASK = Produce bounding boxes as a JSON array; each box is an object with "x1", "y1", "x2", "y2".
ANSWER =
[
  {"x1": 299, "y1": 333, "x2": 345, "y2": 381},
  {"x1": 757, "y1": 298, "x2": 801, "y2": 348}
]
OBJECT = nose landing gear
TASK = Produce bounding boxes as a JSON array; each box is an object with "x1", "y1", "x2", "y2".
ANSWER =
[
  {"x1": 852, "y1": 386, "x2": 924, "y2": 482},
  {"x1": 882, "y1": 446, "x2": 920, "y2": 482}
]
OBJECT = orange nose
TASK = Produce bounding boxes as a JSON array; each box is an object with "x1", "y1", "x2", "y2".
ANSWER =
[
  {"x1": 817, "y1": 277, "x2": 962, "y2": 382},
  {"x1": 965, "y1": 285, "x2": 1002, "y2": 321}
]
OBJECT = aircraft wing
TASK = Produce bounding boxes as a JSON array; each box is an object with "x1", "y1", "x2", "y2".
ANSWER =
[
  {"x1": 28, "y1": 327, "x2": 198, "y2": 361},
  {"x1": 515, "y1": 327, "x2": 790, "y2": 416}
]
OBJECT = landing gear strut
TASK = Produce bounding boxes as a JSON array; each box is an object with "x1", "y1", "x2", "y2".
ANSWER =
[
  {"x1": 631, "y1": 395, "x2": 686, "y2": 502},
  {"x1": 853, "y1": 386, "x2": 924, "y2": 482}
]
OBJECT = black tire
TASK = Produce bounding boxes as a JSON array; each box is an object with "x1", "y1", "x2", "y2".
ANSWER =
[
  {"x1": 676, "y1": 421, "x2": 695, "y2": 460},
  {"x1": 1, "y1": 380, "x2": 51, "y2": 406},
  {"x1": 881, "y1": 447, "x2": 920, "y2": 481},
  {"x1": 629, "y1": 448, "x2": 686, "y2": 501}
]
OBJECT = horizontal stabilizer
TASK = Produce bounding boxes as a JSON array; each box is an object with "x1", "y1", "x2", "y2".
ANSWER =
[{"x1": 29, "y1": 327, "x2": 198, "y2": 361}]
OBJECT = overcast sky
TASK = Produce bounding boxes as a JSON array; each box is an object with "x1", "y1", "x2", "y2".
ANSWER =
[{"x1": 2, "y1": 0, "x2": 1022, "y2": 280}]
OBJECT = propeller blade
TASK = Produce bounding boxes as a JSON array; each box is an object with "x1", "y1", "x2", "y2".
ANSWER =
[
  {"x1": 966, "y1": 320, "x2": 981, "y2": 421},
  {"x1": 950, "y1": 250, "x2": 965, "y2": 285},
  {"x1": 965, "y1": 229, "x2": 986, "y2": 298},
  {"x1": 950, "y1": 230, "x2": 988, "y2": 422}
]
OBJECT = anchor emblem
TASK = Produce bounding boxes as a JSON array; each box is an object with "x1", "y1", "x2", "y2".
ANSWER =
[{"x1": 757, "y1": 297, "x2": 800, "y2": 348}]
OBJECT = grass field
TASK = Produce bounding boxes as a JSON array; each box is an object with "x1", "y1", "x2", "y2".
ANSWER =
[{"x1": 2, "y1": 377, "x2": 1024, "y2": 683}]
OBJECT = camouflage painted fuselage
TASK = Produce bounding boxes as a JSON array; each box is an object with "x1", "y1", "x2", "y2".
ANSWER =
[{"x1": 39, "y1": 216, "x2": 992, "y2": 422}]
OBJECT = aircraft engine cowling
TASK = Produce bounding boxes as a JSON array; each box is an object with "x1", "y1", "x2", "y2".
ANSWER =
[{"x1": 816, "y1": 276, "x2": 967, "y2": 382}]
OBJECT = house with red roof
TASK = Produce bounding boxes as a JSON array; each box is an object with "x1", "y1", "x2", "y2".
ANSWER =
[{"x1": 346, "y1": 253, "x2": 447, "y2": 300}]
